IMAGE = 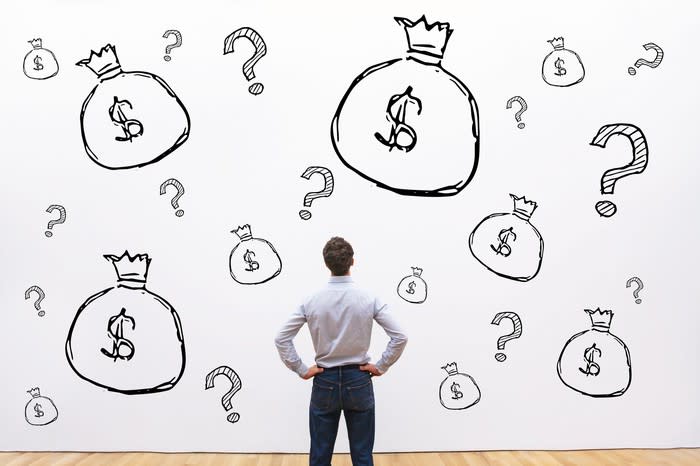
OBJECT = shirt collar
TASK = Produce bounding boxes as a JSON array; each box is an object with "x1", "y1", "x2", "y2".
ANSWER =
[{"x1": 328, "y1": 276, "x2": 353, "y2": 283}]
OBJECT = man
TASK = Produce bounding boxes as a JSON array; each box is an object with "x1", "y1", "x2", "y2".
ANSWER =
[{"x1": 274, "y1": 237, "x2": 408, "y2": 466}]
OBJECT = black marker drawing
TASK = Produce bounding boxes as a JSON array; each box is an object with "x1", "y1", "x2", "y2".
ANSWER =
[
  {"x1": 330, "y1": 16, "x2": 480, "y2": 197},
  {"x1": 229, "y1": 225, "x2": 281, "y2": 285},
  {"x1": 77, "y1": 44, "x2": 190, "y2": 170},
  {"x1": 65, "y1": 251, "x2": 185, "y2": 395},
  {"x1": 469, "y1": 194, "x2": 543, "y2": 282},
  {"x1": 590, "y1": 123, "x2": 648, "y2": 217},
  {"x1": 628, "y1": 43, "x2": 664, "y2": 75},
  {"x1": 45, "y1": 204, "x2": 66, "y2": 237},
  {"x1": 439, "y1": 362, "x2": 480, "y2": 410},
  {"x1": 24, "y1": 286, "x2": 46, "y2": 317},
  {"x1": 626, "y1": 277, "x2": 643, "y2": 304},
  {"x1": 491, "y1": 312, "x2": 522, "y2": 362},
  {"x1": 24, "y1": 388, "x2": 58, "y2": 426},
  {"x1": 223, "y1": 28, "x2": 267, "y2": 95},
  {"x1": 162, "y1": 30, "x2": 182, "y2": 62},
  {"x1": 396, "y1": 267, "x2": 427, "y2": 304},
  {"x1": 299, "y1": 166, "x2": 334, "y2": 220},
  {"x1": 160, "y1": 178, "x2": 185, "y2": 217},
  {"x1": 542, "y1": 37, "x2": 584, "y2": 87},
  {"x1": 557, "y1": 308, "x2": 631, "y2": 398},
  {"x1": 506, "y1": 96, "x2": 527, "y2": 129},
  {"x1": 205, "y1": 366, "x2": 243, "y2": 423},
  {"x1": 23, "y1": 39, "x2": 59, "y2": 80}
]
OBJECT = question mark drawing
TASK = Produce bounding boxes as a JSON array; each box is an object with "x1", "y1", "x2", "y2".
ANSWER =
[
  {"x1": 205, "y1": 366, "x2": 242, "y2": 423},
  {"x1": 163, "y1": 30, "x2": 182, "y2": 62},
  {"x1": 506, "y1": 96, "x2": 527, "y2": 129},
  {"x1": 45, "y1": 205, "x2": 66, "y2": 237},
  {"x1": 626, "y1": 277, "x2": 644, "y2": 304},
  {"x1": 590, "y1": 123, "x2": 648, "y2": 217},
  {"x1": 223, "y1": 27, "x2": 267, "y2": 95},
  {"x1": 159, "y1": 178, "x2": 185, "y2": 217},
  {"x1": 628, "y1": 43, "x2": 663, "y2": 75},
  {"x1": 491, "y1": 312, "x2": 522, "y2": 362},
  {"x1": 24, "y1": 286, "x2": 46, "y2": 317},
  {"x1": 299, "y1": 167, "x2": 334, "y2": 220}
]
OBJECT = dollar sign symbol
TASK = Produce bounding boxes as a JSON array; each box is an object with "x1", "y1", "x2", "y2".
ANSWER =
[
  {"x1": 375, "y1": 86, "x2": 423, "y2": 153},
  {"x1": 243, "y1": 249, "x2": 260, "y2": 272},
  {"x1": 109, "y1": 96, "x2": 144, "y2": 142},
  {"x1": 33, "y1": 56, "x2": 44, "y2": 71},
  {"x1": 450, "y1": 382, "x2": 463, "y2": 400},
  {"x1": 100, "y1": 308, "x2": 136, "y2": 362},
  {"x1": 406, "y1": 281, "x2": 416, "y2": 294},
  {"x1": 554, "y1": 57, "x2": 567, "y2": 76},
  {"x1": 579, "y1": 343, "x2": 602, "y2": 376},
  {"x1": 491, "y1": 227, "x2": 517, "y2": 257},
  {"x1": 34, "y1": 403, "x2": 44, "y2": 417}
]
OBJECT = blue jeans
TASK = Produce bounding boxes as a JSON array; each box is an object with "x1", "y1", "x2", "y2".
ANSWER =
[{"x1": 309, "y1": 365, "x2": 375, "y2": 466}]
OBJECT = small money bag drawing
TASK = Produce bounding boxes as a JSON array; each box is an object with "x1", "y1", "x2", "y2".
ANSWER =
[
  {"x1": 541, "y1": 37, "x2": 585, "y2": 87},
  {"x1": 557, "y1": 309, "x2": 631, "y2": 398},
  {"x1": 331, "y1": 16, "x2": 479, "y2": 197},
  {"x1": 77, "y1": 44, "x2": 190, "y2": 170},
  {"x1": 23, "y1": 39, "x2": 59, "y2": 80},
  {"x1": 65, "y1": 252, "x2": 186, "y2": 395},
  {"x1": 229, "y1": 224, "x2": 282, "y2": 285},
  {"x1": 24, "y1": 388, "x2": 58, "y2": 426},
  {"x1": 469, "y1": 194, "x2": 544, "y2": 282},
  {"x1": 397, "y1": 267, "x2": 427, "y2": 303},
  {"x1": 439, "y1": 362, "x2": 480, "y2": 410}
]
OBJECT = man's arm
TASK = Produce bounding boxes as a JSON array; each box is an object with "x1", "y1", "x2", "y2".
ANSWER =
[
  {"x1": 274, "y1": 305, "x2": 310, "y2": 378},
  {"x1": 372, "y1": 298, "x2": 408, "y2": 374}
]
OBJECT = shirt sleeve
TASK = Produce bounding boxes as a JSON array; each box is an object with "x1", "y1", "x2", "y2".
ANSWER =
[
  {"x1": 373, "y1": 298, "x2": 408, "y2": 374},
  {"x1": 274, "y1": 304, "x2": 309, "y2": 377}
]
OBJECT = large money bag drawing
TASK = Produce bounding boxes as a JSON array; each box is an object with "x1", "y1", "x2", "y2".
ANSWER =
[
  {"x1": 557, "y1": 309, "x2": 631, "y2": 398},
  {"x1": 65, "y1": 252, "x2": 186, "y2": 395},
  {"x1": 541, "y1": 37, "x2": 585, "y2": 87},
  {"x1": 469, "y1": 194, "x2": 543, "y2": 282},
  {"x1": 439, "y1": 362, "x2": 480, "y2": 410},
  {"x1": 24, "y1": 387, "x2": 58, "y2": 426},
  {"x1": 23, "y1": 39, "x2": 59, "y2": 80},
  {"x1": 331, "y1": 16, "x2": 480, "y2": 197},
  {"x1": 77, "y1": 44, "x2": 190, "y2": 170},
  {"x1": 397, "y1": 267, "x2": 427, "y2": 304},
  {"x1": 229, "y1": 224, "x2": 282, "y2": 285}
]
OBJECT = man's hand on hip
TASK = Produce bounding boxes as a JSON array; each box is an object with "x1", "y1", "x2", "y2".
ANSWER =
[
  {"x1": 359, "y1": 364, "x2": 383, "y2": 376},
  {"x1": 301, "y1": 365, "x2": 324, "y2": 380}
]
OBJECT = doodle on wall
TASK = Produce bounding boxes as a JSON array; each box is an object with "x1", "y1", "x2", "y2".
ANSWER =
[
  {"x1": 397, "y1": 267, "x2": 427, "y2": 304},
  {"x1": 160, "y1": 178, "x2": 185, "y2": 217},
  {"x1": 331, "y1": 16, "x2": 480, "y2": 197},
  {"x1": 299, "y1": 166, "x2": 334, "y2": 220},
  {"x1": 205, "y1": 366, "x2": 243, "y2": 423},
  {"x1": 506, "y1": 96, "x2": 527, "y2": 129},
  {"x1": 628, "y1": 43, "x2": 663, "y2": 75},
  {"x1": 541, "y1": 37, "x2": 584, "y2": 87},
  {"x1": 77, "y1": 44, "x2": 190, "y2": 170},
  {"x1": 24, "y1": 388, "x2": 58, "y2": 426},
  {"x1": 23, "y1": 39, "x2": 59, "y2": 80},
  {"x1": 229, "y1": 225, "x2": 282, "y2": 285},
  {"x1": 626, "y1": 277, "x2": 643, "y2": 304},
  {"x1": 45, "y1": 204, "x2": 66, "y2": 237},
  {"x1": 223, "y1": 27, "x2": 267, "y2": 95},
  {"x1": 65, "y1": 251, "x2": 186, "y2": 394},
  {"x1": 557, "y1": 308, "x2": 631, "y2": 398},
  {"x1": 439, "y1": 362, "x2": 480, "y2": 410},
  {"x1": 469, "y1": 194, "x2": 543, "y2": 282},
  {"x1": 491, "y1": 312, "x2": 522, "y2": 362},
  {"x1": 162, "y1": 30, "x2": 182, "y2": 62},
  {"x1": 24, "y1": 286, "x2": 46, "y2": 317}
]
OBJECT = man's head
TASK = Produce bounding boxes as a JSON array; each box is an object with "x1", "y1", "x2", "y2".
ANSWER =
[{"x1": 323, "y1": 237, "x2": 354, "y2": 276}]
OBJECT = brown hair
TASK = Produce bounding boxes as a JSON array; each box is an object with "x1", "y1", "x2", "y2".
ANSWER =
[{"x1": 323, "y1": 237, "x2": 354, "y2": 276}]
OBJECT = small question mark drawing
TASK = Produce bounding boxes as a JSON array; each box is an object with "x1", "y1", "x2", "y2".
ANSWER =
[
  {"x1": 626, "y1": 277, "x2": 644, "y2": 304},
  {"x1": 299, "y1": 167, "x2": 334, "y2": 220},
  {"x1": 628, "y1": 43, "x2": 663, "y2": 75},
  {"x1": 506, "y1": 96, "x2": 527, "y2": 129},
  {"x1": 491, "y1": 312, "x2": 522, "y2": 362},
  {"x1": 205, "y1": 366, "x2": 242, "y2": 423},
  {"x1": 590, "y1": 124, "x2": 648, "y2": 217},
  {"x1": 160, "y1": 178, "x2": 185, "y2": 217},
  {"x1": 223, "y1": 27, "x2": 267, "y2": 95},
  {"x1": 24, "y1": 286, "x2": 46, "y2": 317},
  {"x1": 163, "y1": 30, "x2": 182, "y2": 62},
  {"x1": 45, "y1": 205, "x2": 66, "y2": 237}
]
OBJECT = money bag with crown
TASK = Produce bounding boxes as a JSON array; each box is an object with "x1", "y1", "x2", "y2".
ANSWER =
[
  {"x1": 229, "y1": 225, "x2": 282, "y2": 285},
  {"x1": 469, "y1": 194, "x2": 544, "y2": 282},
  {"x1": 541, "y1": 37, "x2": 585, "y2": 87},
  {"x1": 557, "y1": 309, "x2": 632, "y2": 398},
  {"x1": 397, "y1": 267, "x2": 427, "y2": 303},
  {"x1": 23, "y1": 39, "x2": 59, "y2": 80},
  {"x1": 24, "y1": 388, "x2": 58, "y2": 426},
  {"x1": 331, "y1": 16, "x2": 479, "y2": 197},
  {"x1": 439, "y1": 362, "x2": 480, "y2": 410},
  {"x1": 65, "y1": 252, "x2": 185, "y2": 394},
  {"x1": 76, "y1": 44, "x2": 190, "y2": 170}
]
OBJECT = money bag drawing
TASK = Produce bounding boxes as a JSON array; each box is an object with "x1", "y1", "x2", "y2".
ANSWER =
[
  {"x1": 65, "y1": 252, "x2": 186, "y2": 395},
  {"x1": 77, "y1": 44, "x2": 190, "y2": 170},
  {"x1": 557, "y1": 308, "x2": 631, "y2": 398},
  {"x1": 24, "y1": 388, "x2": 58, "y2": 426},
  {"x1": 469, "y1": 194, "x2": 544, "y2": 282},
  {"x1": 23, "y1": 39, "x2": 59, "y2": 80},
  {"x1": 439, "y1": 362, "x2": 480, "y2": 410},
  {"x1": 397, "y1": 267, "x2": 427, "y2": 304},
  {"x1": 331, "y1": 16, "x2": 480, "y2": 197},
  {"x1": 229, "y1": 225, "x2": 282, "y2": 285},
  {"x1": 541, "y1": 37, "x2": 585, "y2": 87}
]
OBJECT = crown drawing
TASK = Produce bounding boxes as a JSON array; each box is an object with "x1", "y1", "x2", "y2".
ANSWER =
[
  {"x1": 28, "y1": 39, "x2": 43, "y2": 49},
  {"x1": 395, "y1": 16, "x2": 453, "y2": 59},
  {"x1": 232, "y1": 224, "x2": 253, "y2": 241},
  {"x1": 76, "y1": 44, "x2": 122, "y2": 78},
  {"x1": 585, "y1": 308, "x2": 614, "y2": 329},
  {"x1": 104, "y1": 251, "x2": 151, "y2": 282},
  {"x1": 547, "y1": 37, "x2": 566, "y2": 51},
  {"x1": 441, "y1": 362, "x2": 459, "y2": 375},
  {"x1": 510, "y1": 194, "x2": 538, "y2": 219},
  {"x1": 27, "y1": 387, "x2": 42, "y2": 398},
  {"x1": 411, "y1": 267, "x2": 423, "y2": 277}
]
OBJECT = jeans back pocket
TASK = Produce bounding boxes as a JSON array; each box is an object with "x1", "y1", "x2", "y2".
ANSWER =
[{"x1": 344, "y1": 379, "x2": 374, "y2": 411}]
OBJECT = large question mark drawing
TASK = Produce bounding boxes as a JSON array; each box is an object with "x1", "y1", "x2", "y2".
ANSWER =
[
  {"x1": 590, "y1": 124, "x2": 648, "y2": 217},
  {"x1": 163, "y1": 30, "x2": 183, "y2": 62},
  {"x1": 205, "y1": 366, "x2": 242, "y2": 423},
  {"x1": 491, "y1": 312, "x2": 522, "y2": 362},
  {"x1": 628, "y1": 43, "x2": 663, "y2": 76},
  {"x1": 626, "y1": 276, "x2": 644, "y2": 304},
  {"x1": 24, "y1": 286, "x2": 46, "y2": 317},
  {"x1": 45, "y1": 205, "x2": 66, "y2": 237},
  {"x1": 223, "y1": 28, "x2": 267, "y2": 95},
  {"x1": 160, "y1": 178, "x2": 185, "y2": 217},
  {"x1": 299, "y1": 167, "x2": 334, "y2": 220},
  {"x1": 506, "y1": 96, "x2": 527, "y2": 129}
]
